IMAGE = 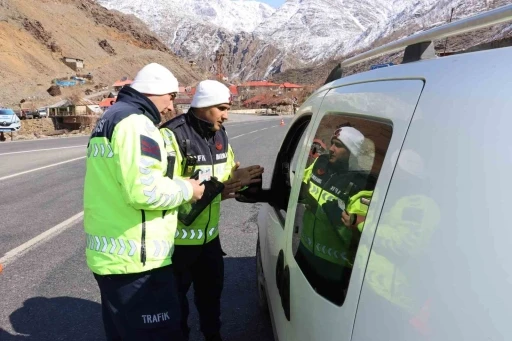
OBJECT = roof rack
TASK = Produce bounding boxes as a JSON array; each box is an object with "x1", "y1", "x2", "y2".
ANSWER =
[{"x1": 341, "y1": 4, "x2": 512, "y2": 68}]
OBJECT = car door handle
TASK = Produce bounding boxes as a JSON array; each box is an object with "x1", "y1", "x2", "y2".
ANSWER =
[
  {"x1": 275, "y1": 250, "x2": 284, "y2": 296},
  {"x1": 281, "y1": 265, "x2": 290, "y2": 321}
]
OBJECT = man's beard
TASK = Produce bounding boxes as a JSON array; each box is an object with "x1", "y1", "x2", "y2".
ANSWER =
[
  {"x1": 329, "y1": 155, "x2": 349, "y2": 170},
  {"x1": 160, "y1": 108, "x2": 176, "y2": 124}
]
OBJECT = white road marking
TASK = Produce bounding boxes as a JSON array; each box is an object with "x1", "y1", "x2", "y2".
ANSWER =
[
  {"x1": 0, "y1": 145, "x2": 86, "y2": 156},
  {"x1": 0, "y1": 211, "x2": 84, "y2": 268},
  {"x1": 0, "y1": 135, "x2": 89, "y2": 144},
  {"x1": 0, "y1": 156, "x2": 86, "y2": 181},
  {"x1": 231, "y1": 125, "x2": 280, "y2": 140},
  {"x1": 224, "y1": 121, "x2": 260, "y2": 126},
  {"x1": 223, "y1": 116, "x2": 287, "y2": 127},
  {"x1": 224, "y1": 120, "x2": 277, "y2": 127}
]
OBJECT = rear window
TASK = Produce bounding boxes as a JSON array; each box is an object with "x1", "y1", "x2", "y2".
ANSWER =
[{"x1": 0, "y1": 109, "x2": 15, "y2": 115}]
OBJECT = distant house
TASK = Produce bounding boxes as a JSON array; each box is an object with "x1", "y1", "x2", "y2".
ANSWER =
[
  {"x1": 280, "y1": 82, "x2": 304, "y2": 92},
  {"x1": 62, "y1": 57, "x2": 84, "y2": 71},
  {"x1": 228, "y1": 85, "x2": 240, "y2": 105},
  {"x1": 229, "y1": 85, "x2": 239, "y2": 97},
  {"x1": 242, "y1": 94, "x2": 267, "y2": 108},
  {"x1": 187, "y1": 87, "x2": 197, "y2": 96},
  {"x1": 178, "y1": 84, "x2": 240, "y2": 106},
  {"x1": 238, "y1": 81, "x2": 281, "y2": 93},
  {"x1": 174, "y1": 97, "x2": 192, "y2": 114},
  {"x1": 242, "y1": 93, "x2": 294, "y2": 111},
  {"x1": 112, "y1": 79, "x2": 133, "y2": 92},
  {"x1": 48, "y1": 98, "x2": 101, "y2": 116},
  {"x1": 99, "y1": 97, "x2": 116, "y2": 110}
]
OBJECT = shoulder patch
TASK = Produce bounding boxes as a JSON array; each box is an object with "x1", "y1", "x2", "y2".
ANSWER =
[{"x1": 140, "y1": 135, "x2": 161, "y2": 161}]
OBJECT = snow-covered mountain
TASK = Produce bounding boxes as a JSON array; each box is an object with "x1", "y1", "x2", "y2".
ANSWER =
[
  {"x1": 347, "y1": 0, "x2": 509, "y2": 53},
  {"x1": 99, "y1": 0, "x2": 275, "y2": 33},
  {"x1": 253, "y1": 0, "x2": 406, "y2": 63},
  {"x1": 96, "y1": 0, "x2": 511, "y2": 81}
]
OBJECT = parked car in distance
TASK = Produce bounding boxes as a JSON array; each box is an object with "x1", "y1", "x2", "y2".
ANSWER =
[{"x1": 34, "y1": 107, "x2": 48, "y2": 118}]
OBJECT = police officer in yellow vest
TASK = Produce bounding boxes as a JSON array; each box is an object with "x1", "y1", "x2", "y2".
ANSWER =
[
  {"x1": 84, "y1": 63, "x2": 205, "y2": 341},
  {"x1": 160, "y1": 80, "x2": 264, "y2": 341},
  {"x1": 296, "y1": 125, "x2": 372, "y2": 304}
]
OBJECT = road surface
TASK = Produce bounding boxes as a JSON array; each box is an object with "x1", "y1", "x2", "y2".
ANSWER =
[{"x1": 0, "y1": 114, "x2": 293, "y2": 341}]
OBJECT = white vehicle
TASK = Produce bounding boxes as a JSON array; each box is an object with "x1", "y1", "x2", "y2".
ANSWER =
[
  {"x1": 238, "y1": 5, "x2": 512, "y2": 341},
  {"x1": 35, "y1": 107, "x2": 48, "y2": 118},
  {"x1": 0, "y1": 108, "x2": 21, "y2": 133}
]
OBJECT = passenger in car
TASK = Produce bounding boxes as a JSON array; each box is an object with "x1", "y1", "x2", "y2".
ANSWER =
[{"x1": 296, "y1": 126, "x2": 370, "y2": 304}]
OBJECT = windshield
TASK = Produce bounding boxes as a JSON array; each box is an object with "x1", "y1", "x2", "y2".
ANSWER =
[{"x1": 0, "y1": 109, "x2": 15, "y2": 115}]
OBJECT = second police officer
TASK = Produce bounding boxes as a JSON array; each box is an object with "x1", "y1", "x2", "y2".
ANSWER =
[{"x1": 160, "y1": 80, "x2": 264, "y2": 341}]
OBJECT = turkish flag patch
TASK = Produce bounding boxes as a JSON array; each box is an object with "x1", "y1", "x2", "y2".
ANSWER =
[
  {"x1": 317, "y1": 168, "x2": 325, "y2": 175},
  {"x1": 140, "y1": 135, "x2": 161, "y2": 161},
  {"x1": 215, "y1": 142, "x2": 223, "y2": 151}
]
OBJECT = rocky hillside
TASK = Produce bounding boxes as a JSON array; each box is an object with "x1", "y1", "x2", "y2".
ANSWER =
[
  {"x1": 0, "y1": 0, "x2": 205, "y2": 107},
  {"x1": 165, "y1": 23, "x2": 304, "y2": 81}
]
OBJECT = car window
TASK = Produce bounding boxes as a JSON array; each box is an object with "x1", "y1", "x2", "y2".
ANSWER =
[
  {"x1": 0, "y1": 109, "x2": 15, "y2": 115},
  {"x1": 289, "y1": 131, "x2": 308, "y2": 185},
  {"x1": 291, "y1": 113, "x2": 392, "y2": 306},
  {"x1": 271, "y1": 118, "x2": 310, "y2": 221}
]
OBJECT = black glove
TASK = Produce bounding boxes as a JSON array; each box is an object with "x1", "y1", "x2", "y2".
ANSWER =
[{"x1": 322, "y1": 199, "x2": 343, "y2": 227}]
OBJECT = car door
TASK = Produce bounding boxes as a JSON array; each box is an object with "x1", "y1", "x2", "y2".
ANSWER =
[
  {"x1": 277, "y1": 80, "x2": 425, "y2": 341},
  {"x1": 255, "y1": 90, "x2": 327, "y2": 341}
]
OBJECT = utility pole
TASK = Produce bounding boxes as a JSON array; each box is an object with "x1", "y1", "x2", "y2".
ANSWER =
[
  {"x1": 443, "y1": 7, "x2": 456, "y2": 55},
  {"x1": 214, "y1": 50, "x2": 225, "y2": 81}
]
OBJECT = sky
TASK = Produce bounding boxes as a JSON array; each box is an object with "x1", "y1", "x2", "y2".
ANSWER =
[{"x1": 259, "y1": 0, "x2": 286, "y2": 8}]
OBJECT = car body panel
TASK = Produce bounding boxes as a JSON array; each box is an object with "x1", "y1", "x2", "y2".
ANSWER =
[{"x1": 258, "y1": 46, "x2": 512, "y2": 341}]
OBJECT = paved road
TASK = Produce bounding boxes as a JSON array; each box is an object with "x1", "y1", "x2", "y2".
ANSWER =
[{"x1": 0, "y1": 114, "x2": 294, "y2": 341}]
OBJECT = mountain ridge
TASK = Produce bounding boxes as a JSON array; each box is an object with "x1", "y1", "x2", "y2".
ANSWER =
[{"x1": 97, "y1": 0, "x2": 512, "y2": 82}]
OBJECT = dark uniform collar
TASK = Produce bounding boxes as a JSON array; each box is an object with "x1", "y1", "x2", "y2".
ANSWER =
[
  {"x1": 116, "y1": 86, "x2": 161, "y2": 125},
  {"x1": 188, "y1": 109, "x2": 216, "y2": 139},
  {"x1": 328, "y1": 159, "x2": 349, "y2": 174}
]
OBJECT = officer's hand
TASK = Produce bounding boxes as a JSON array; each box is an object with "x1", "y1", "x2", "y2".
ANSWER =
[
  {"x1": 222, "y1": 178, "x2": 242, "y2": 200},
  {"x1": 341, "y1": 210, "x2": 352, "y2": 227},
  {"x1": 231, "y1": 162, "x2": 264, "y2": 186},
  {"x1": 186, "y1": 179, "x2": 204, "y2": 203},
  {"x1": 342, "y1": 210, "x2": 365, "y2": 230},
  {"x1": 303, "y1": 192, "x2": 318, "y2": 212}
]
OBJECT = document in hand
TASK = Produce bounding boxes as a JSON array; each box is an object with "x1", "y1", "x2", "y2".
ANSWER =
[{"x1": 178, "y1": 176, "x2": 225, "y2": 226}]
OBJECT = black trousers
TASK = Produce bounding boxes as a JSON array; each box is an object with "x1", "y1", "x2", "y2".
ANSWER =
[
  {"x1": 172, "y1": 237, "x2": 224, "y2": 338},
  {"x1": 94, "y1": 264, "x2": 185, "y2": 341}
]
